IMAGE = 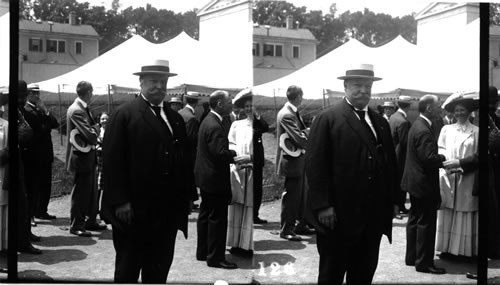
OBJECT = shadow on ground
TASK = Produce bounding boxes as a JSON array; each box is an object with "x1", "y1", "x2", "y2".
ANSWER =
[
  {"x1": 18, "y1": 248, "x2": 87, "y2": 265},
  {"x1": 35, "y1": 235, "x2": 98, "y2": 247},
  {"x1": 255, "y1": 239, "x2": 306, "y2": 251},
  {"x1": 18, "y1": 270, "x2": 54, "y2": 282}
]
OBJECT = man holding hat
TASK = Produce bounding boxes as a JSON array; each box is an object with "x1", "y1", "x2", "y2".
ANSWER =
[
  {"x1": 305, "y1": 64, "x2": 399, "y2": 284},
  {"x1": 389, "y1": 95, "x2": 412, "y2": 219},
  {"x1": 102, "y1": 59, "x2": 196, "y2": 282},
  {"x1": 65, "y1": 81, "x2": 105, "y2": 238},
  {"x1": 381, "y1": 101, "x2": 396, "y2": 121}
]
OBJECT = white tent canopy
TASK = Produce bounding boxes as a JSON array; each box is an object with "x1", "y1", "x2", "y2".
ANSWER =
[
  {"x1": 0, "y1": 12, "x2": 9, "y2": 87},
  {"x1": 253, "y1": 19, "x2": 479, "y2": 99}
]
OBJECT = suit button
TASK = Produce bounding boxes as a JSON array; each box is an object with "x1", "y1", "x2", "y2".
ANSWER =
[
  {"x1": 368, "y1": 155, "x2": 372, "y2": 160},
  {"x1": 165, "y1": 152, "x2": 169, "y2": 155},
  {"x1": 368, "y1": 176, "x2": 372, "y2": 180}
]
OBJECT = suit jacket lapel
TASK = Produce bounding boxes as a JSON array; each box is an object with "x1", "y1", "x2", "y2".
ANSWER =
[
  {"x1": 341, "y1": 100, "x2": 378, "y2": 155},
  {"x1": 138, "y1": 97, "x2": 169, "y2": 142}
]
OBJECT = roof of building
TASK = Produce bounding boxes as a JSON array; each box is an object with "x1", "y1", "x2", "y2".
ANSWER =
[
  {"x1": 415, "y1": 2, "x2": 478, "y2": 21},
  {"x1": 253, "y1": 25, "x2": 316, "y2": 41},
  {"x1": 197, "y1": 0, "x2": 248, "y2": 17},
  {"x1": 20, "y1": 19, "x2": 99, "y2": 37}
]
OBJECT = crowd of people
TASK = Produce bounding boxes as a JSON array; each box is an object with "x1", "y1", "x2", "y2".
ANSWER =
[{"x1": 0, "y1": 60, "x2": 499, "y2": 285}]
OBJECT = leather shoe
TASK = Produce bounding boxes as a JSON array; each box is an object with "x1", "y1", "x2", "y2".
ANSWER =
[
  {"x1": 35, "y1": 213, "x2": 56, "y2": 220},
  {"x1": 70, "y1": 229, "x2": 92, "y2": 237},
  {"x1": 295, "y1": 225, "x2": 316, "y2": 235},
  {"x1": 84, "y1": 223, "x2": 107, "y2": 231},
  {"x1": 196, "y1": 256, "x2": 207, "y2": 261},
  {"x1": 30, "y1": 233, "x2": 41, "y2": 242},
  {"x1": 229, "y1": 247, "x2": 253, "y2": 257},
  {"x1": 280, "y1": 232, "x2": 302, "y2": 241},
  {"x1": 254, "y1": 217, "x2": 268, "y2": 224},
  {"x1": 18, "y1": 244, "x2": 42, "y2": 254},
  {"x1": 30, "y1": 218, "x2": 37, "y2": 227},
  {"x1": 207, "y1": 260, "x2": 238, "y2": 269},
  {"x1": 466, "y1": 272, "x2": 478, "y2": 279},
  {"x1": 416, "y1": 266, "x2": 446, "y2": 274}
]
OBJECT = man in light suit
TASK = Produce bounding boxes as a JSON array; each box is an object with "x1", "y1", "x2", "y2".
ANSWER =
[
  {"x1": 195, "y1": 90, "x2": 248, "y2": 269},
  {"x1": 276, "y1": 85, "x2": 314, "y2": 241},
  {"x1": 389, "y1": 95, "x2": 412, "y2": 219},
  {"x1": 305, "y1": 64, "x2": 399, "y2": 285},
  {"x1": 65, "y1": 81, "x2": 105, "y2": 237},
  {"x1": 102, "y1": 60, "x2": 196, "y2": 283},
  {"x1": 402, "y1": 94, "x2": 446, "y2": 274}
]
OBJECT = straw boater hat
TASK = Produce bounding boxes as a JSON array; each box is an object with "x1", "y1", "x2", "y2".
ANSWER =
[
  {"x1": 338, "y1": 64, "x2": 382, "y2": 81},
  {"x1": 133, "y1": 59, "x2": 177, "y2": 77},
  {"x1": 70, "y1": 129, "x2": 92, "y2": 153},
  {"x1": 27, "y1": 83, "x2": 40, "y2": 92},
  {"x1": 382, "y1": 101, "x2": 396, "y2": 108},
  {"x1": 233, "y1": 88, "x2": 253, "y2": 106},
  {"x1": 168, "y1": 96, "x2": 183, "y2": 104},
  {"x1": 185, "y1": 91, "x2": 200, "y2": 100},
  {"x1": 397, "y1": 95, "x2": 412, "y2": 104}
]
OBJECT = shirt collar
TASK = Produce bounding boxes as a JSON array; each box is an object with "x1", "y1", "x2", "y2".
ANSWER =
[
  {"x1": 76, "y1": 97, "x2": 88, "y2": 108},
  {"x1": 186, "y1": 105, "x2": 195, "y2": 114},
  {"x1": 27, "y1": 102, "x2": 36, "y2": 108},
  {"x1": 419, "y1": 114, "x2": 432, "y2": 126},
  {"x1": 141, "y1": 94, "x2": 163, "y2": 108},
  {"x1": 397, "y1": 108, "x2": 407, "y2": 118},
  {"x1": 285, "y1": 101, "x2": 298, "y2": 113},
  {"x1": 345, "y1": 97, "x2": 368, "y2": 111},
  {"x1": 210, "y1": 110, "x2": 223, "y2": 122}
]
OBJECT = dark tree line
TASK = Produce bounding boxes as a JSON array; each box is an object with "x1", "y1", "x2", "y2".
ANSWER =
[{"x1": 20, "y1": 0, "x2": 417, "y2": 57}]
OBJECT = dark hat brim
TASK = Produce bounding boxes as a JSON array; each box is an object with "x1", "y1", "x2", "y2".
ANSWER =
[
  {"x1": 337, "y1": 75, "x2": 382, "y2": 81},
  {"x1": 133, "y1": 71, "x2": 178, "y2": 77}
]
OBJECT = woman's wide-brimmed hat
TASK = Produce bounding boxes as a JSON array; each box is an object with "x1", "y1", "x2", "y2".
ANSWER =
[
  {"x1": 133, "y1": 59, "x2": 177, "y2": 77},
  {"x1": 233, "y1": 88, "x2": 253, "y2": 106},
  {"x1": 442, "y1": 91, "x2": 479, "y2": 112},
  {"x1": 337, "y1": 64, "x2": 382, "y2": 81}
]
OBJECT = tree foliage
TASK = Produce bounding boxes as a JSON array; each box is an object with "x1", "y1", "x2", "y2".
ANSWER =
[
  {"x1": 491, "y1": 3, "x2": 500, "y2": 26},
  {"x1": 19, "y1": 0, "x2": 415, "y2": 57}
]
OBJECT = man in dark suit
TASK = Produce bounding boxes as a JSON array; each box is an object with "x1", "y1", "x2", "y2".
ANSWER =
[
  {"x1": 253, "y1": 106, "x2": 269, "y2": 224},
  {"x1": 305, "y1": 64, "x2": 399, "y2": 285},
  {"x1": 65, "y1": 81, "x2": 106, "y2": 237},
  {"x1": 25, "y1": 84, "x2": 59, "y2": 221},
  {"x1": 389, "y1": 95, "x2": 412, "y2": 219},
  {"x1": 102, "y1": 60, "x2": 196, "y2": 283},
  {"x1": 195, "y1": 90, "x2": 248, "y2": 269},
  {"x1": 402, "y1": 94, "x2": 446, "y2": 274},
  {"x1": 276, "y1": 85, "x2": 315, "y2": 241}
]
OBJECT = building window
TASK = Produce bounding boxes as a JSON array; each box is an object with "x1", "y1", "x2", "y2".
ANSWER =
[
  {"x1": 47, "y1": 39, "x2": 66, "y2": 53},
  {"x1": 253, "y1": 43, "x2": 259, "y2": 56},
  {"x1": 75, "y1": 41, "x2": 83, "y2": 54},
  {"x1": 263, "y1": 43, "x2": 283, "y2": 57},
  {"x1": 263, "y1": 44, "x2": 274, "y2": 56},
  {"x1": 275, "y1": 44, "x2": 283, "y2": 57},
  {"x1": 293, "y1": 45, "x2": 300, "y2": 58},
  {"x1": 29, "y1": 38, "x2": 43, "y2": 52}
]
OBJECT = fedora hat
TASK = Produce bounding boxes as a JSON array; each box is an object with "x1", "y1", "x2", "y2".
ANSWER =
[
  {"x1": 70, "y1": 129, "x2": 92, "y2": 153},
  {"x1": 185, "y1": 91, "x2": 200, "y2": 100},
  {"x1": 279, "y1": 133, "x2": 304, "y2": 157},
  {"x1": 233, "y1": 88, "x2": 253, "y2": 106},
  {"x1": 382, "y1": 101, "x2": 396, "y2": 108},
  {"x1": 338, "y1": 64, "x2": 382, "y2": 81},
  {"x1": 168, "y1": 96, "x2": 183, "y2": 104},
  {"x1": 133, "y1": 59, "x2": 177, "y2": 77}
]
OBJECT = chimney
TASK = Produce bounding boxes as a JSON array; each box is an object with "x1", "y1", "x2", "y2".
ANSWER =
[
  {"x1": 69, "y1": 11, "x2": 76, "y2": 25},
  {"x1": 286, "y1": 15, "x2": 293, "y2": 29}
]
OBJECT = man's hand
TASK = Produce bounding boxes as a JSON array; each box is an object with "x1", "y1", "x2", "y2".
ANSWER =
[
  {"x1": 115, "y1": 202, "x2": 133, "y2": 225},
  {"x1": 318, "y1": 206, "x2": 337, "y2": 230},
  {"x1": 442, "y1": 159, "x2": 460, "y2": 169}
]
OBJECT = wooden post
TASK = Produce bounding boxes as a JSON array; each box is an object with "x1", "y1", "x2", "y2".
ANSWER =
[{"x1": 58, "y1": 84, "x2": 63, "y2": 145}]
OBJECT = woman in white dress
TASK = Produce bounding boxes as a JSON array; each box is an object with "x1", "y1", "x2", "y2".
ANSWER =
[
  {"x1": 436, "y1": 97, "x2": 479, "y2": 257},
  {"x1": 227, "y1": 90, "x2": 254, "y2": 256}
]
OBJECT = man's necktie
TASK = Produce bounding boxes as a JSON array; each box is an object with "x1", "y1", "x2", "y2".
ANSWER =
[
  {"x1": 355, "y1": 110, "x2": 377, "y2": 142},
  {"x1": 296, "y1": 110, "x2": 306, "y2": 129},
  {"x1": 151, "y1": 106, "x2": 172, "y2": 135},
  {"x1": 85, "y1": 107, "x2": 95, "y2": 125}
]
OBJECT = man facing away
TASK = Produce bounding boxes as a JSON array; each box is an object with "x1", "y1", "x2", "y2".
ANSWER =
[
  {"x1": 195, "y1": 90, "x2": 250, "y2": 269},
  {"x1": 389, "y1": 95, "x2": 412, "y2": 219},
  {"x1": 65, "y1": 81, "x2": 106, "y2": 237},
  {"x1": 402, "y1": 94, "x2": 447, "y2": 275},
  {"x1": 305, "y1": 64, "x2": 399, "y2": 285},
  {"x1": 102, "y1": 59, "x2": 196, "y2": 283}
]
